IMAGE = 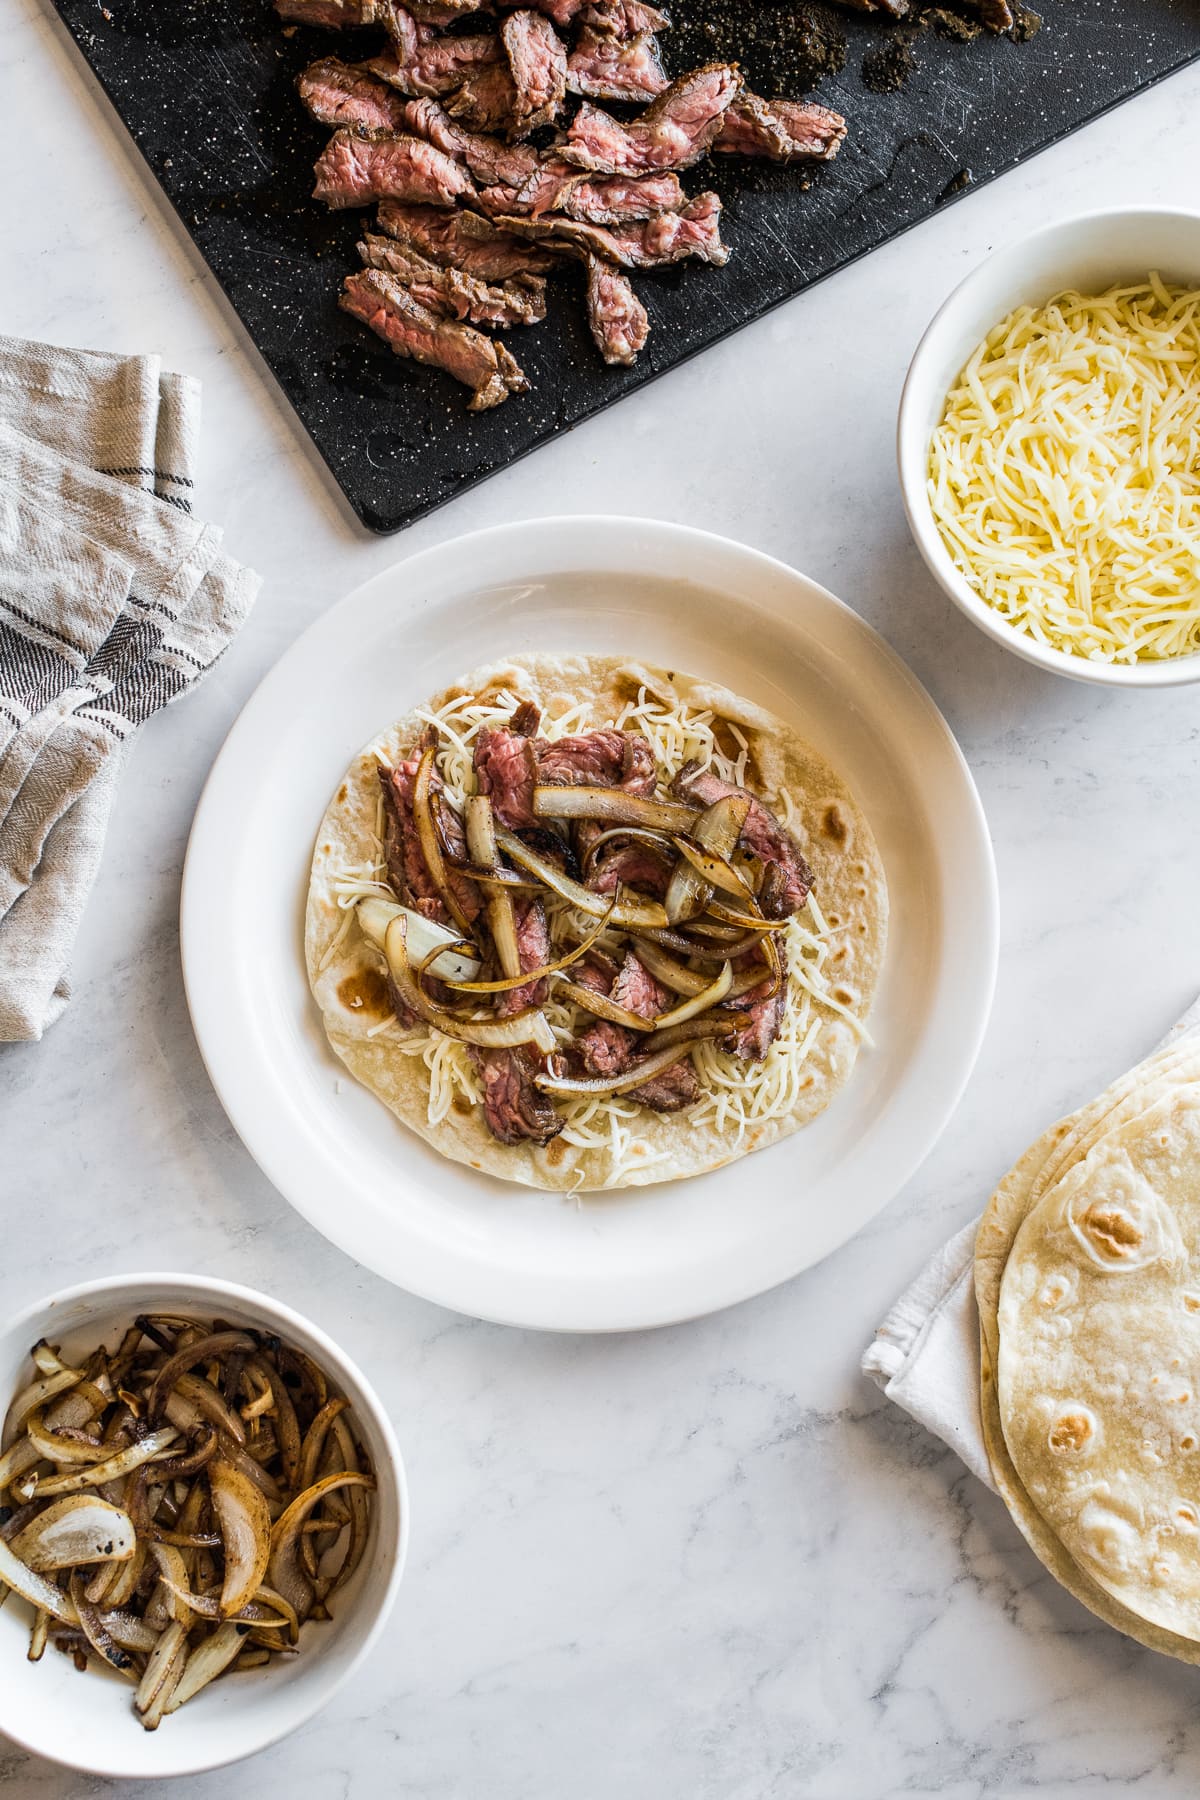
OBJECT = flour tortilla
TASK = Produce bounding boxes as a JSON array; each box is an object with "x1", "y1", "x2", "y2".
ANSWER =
[
  {"x1": 305, "y1": 654, "x2": 887, "y2": 1192},
  {"x1": 975, "y1": 1036, "x2": 1200, "y2": 1661},
  {"x1": 996, "y1": 1082, "x2": 1200, "y2": 1645},
  {"x1": 976, "y1": 1106, "x2": 1200, "y2": 1664},
  {"x1": 976, "y1": 1039, "x2": 1200, "y2": 1367}
]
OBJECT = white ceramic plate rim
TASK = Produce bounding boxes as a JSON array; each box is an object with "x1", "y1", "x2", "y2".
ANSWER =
[
  {"x1": 182, "y1": 516, "x2": 998, "y2": 1332},
  {"x1": 0, "y1": 1271, "x2": 408, "y2": 1781},
  {"x1": 898, "y1": 205, "x2": 1200, "y2": 690}
]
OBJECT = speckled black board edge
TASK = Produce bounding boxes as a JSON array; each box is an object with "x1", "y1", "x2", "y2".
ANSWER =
[{"x1": 46, "y1": 0, "x2": 1200, "y2": 534}]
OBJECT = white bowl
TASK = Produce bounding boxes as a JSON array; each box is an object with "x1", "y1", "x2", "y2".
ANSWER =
[
  {"x1": 0, "y1": 1273, "x2": 407, "y2": 1781},
  {"x1": 898, "y1": 206, "x2": 1200, "y2": 689}
]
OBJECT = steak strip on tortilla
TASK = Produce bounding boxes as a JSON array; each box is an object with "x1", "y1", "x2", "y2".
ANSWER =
[{"x1": 306, "y1": 656, "x2": 886, "y2": 1192}]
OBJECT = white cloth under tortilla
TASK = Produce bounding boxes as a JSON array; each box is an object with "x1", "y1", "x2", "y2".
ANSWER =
[{"x1": 862, "y1": 995, "x2": 1200, "y2": 1491}]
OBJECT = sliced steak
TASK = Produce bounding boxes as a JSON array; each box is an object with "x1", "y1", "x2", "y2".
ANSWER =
[
  {"x1": 576, "y1": 950, "x2": 664, "y2": 1076},
  {"x1": 612, "y1": 951, "x2": 668, "y2": 1019},
  {"x1": 474, "y1": 724, "x2": 539, "y2": 827},
  {"x1": 626, "y1": 1057, "x2": 698, "y2": 1111},
  {"x1": 378, "y1": 757, "x2": 483, "y2": 924},
  {"x1": 446, "y1": 63, "x2": 522, "y2": 133},
  {"x1": 588, "y1": 835, "x2": 669, "y2": 894},
  {"x1": 276, "y1": 0, "x2": 389, "y2": 25},
  {"x1": 341, "y1": 270, "x2": 528, "y2": 410},
  {"x1": 563, "y1": 171, "x2": 683, "y2": 224},
  {"x1": 298, "y1": 58, "x2": 412, "y2": 132},
  {"x1": 477, "y1": 157, "x2": 582, "y2": 218},
  {"x1": 497, "y1": 0, "x2": 584, "y2": 23},
  {"x1": 472, "y1": 1046, "x2": 563, "y2": 1145},
  {"x1": 715, "y1": 94, "x2": 847, "y2": 163},
  {"x1": 502, "y1": 10, "x2": 569, "y2": 133},
  {"x1": 566, "y1": 27, "x2": 668, "y2": 102},
  {"x1": 366, "y1": 31, "x2": 502, "y2": 97},
  {"x1": 408, "y1": 0, "x2": 491, "y2": 17},
  {"x1": 560, "y1": 63, "x2": 740, "y2": 175},
  {"x1": 726, "y1": 979, "x2": 787, "y2": 1061},
  {"x1": 581, "y1": 0, "x2": 670, "y2": 35},
  {"x1": 397, "y1": 96, "x2": 540, "y2": 188},
  {"x1": 489, "y1": 192, "x2": 727, "y2": 268},
  {"x1": 671, "y1": 761, "x2": 812, "y2": 916},
  {"x1": 314, "y1": 129, "x2": 475, "y2": 207},
  {"x1": 359, "y1": 232, "x2": 547, "y2": 325},
  {"x1": 584, "y1": 256, "x2": 649, "y2": 366},
  {"x1": 497, "y1": 895, "x2": 551, "y2": 1014},
  {"x1": 377, "y1": 199, "x2": 561, "y2": 276},
  {"x1": 536, "y1": 727, "x2": 656, "y2": 793}
]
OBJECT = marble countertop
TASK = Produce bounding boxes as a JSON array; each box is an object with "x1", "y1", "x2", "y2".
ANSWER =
[{"x1": 4, "y1": 3, "x2": 1200, "y2": 1793}]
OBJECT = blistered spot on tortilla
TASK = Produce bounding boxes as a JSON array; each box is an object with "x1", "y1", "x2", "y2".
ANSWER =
[
  {"x1": 337, "y1": 784, "x2": 348, "y2": 803},
  {"x1": 336, "y1": 967, "x2": 391, "y2": 1020},
  {"x1": 833, "y1": 986, "x2": 855, "y2": 1006},
  {"x1": 545, "y1": 1137, "x2": 567, "y2": 1166},
  {"x1": 452, "y1": 1095, "x2": 472, "y2": 1116},
  {"x1": 821, "y1": 803, "x2": 848, "y2": 845}
]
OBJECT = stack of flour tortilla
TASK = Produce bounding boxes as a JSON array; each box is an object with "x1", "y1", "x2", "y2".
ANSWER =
[{"x1": 976, "y1": 1036, "x2": 1200, "y2": 1661}]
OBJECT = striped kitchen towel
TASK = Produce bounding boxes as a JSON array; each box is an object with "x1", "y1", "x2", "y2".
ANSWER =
[{"x1": 0, "y1": 337, "x2": 259, "y2": 1041}]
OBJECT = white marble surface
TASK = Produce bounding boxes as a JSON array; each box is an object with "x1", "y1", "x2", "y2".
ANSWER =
[{"x1": 3, "y1": 2, "x2": 1200, "y2": 1792}]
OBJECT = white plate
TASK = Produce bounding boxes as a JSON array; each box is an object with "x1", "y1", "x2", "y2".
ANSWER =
[{"x1": 183, "y1": 518, "x2": 997, "y2": 1332}]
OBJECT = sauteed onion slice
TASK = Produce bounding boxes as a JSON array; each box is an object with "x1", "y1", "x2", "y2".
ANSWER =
[{"x1": 0, "y1": 1317, "x2": 377, "y2": 1730}]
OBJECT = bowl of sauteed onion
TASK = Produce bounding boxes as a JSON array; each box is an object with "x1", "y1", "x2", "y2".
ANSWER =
[{"x1": 0, "y1": 1273, "x2": 406, "y2": 1779}]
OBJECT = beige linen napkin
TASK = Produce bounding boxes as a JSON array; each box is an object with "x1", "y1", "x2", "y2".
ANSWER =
[
  {"x1": 0, "y1": 338, "x2": 259, "y2": 1041},
  {"x1": 861, "y1": 995, "x2": 1200, "y2": 1489}
]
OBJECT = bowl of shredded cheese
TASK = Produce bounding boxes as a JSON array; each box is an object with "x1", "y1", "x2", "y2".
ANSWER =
[{"x1": 898, "y1": 209, "x2": 1200, "y2": 685}]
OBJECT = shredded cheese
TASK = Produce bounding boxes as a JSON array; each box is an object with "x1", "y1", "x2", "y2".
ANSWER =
[
  {"x1": 332, "y1": 685, "x2": 869, "y2": 1182},
  {"x1": 928, "y1": 278, "x2": 1200, "y2": 664}
]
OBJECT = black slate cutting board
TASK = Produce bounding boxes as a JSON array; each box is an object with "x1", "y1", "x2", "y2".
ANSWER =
[{"x1": 49, "y1": 0, "x2": 1200, "y2": 533}]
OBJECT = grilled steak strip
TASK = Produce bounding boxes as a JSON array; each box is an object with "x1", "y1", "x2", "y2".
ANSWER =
[
  {"x1": 472, "y1": 1046, "x2": 563, "y2": 1144},
  {"x1": 537, "y1": 727, "x2": 657, "y2": 792},
  {"x1": 560, "y1": 63, "x2": 741, "y2": 175},
  {"x1": 627, "y1": 1057, "x2": 698, "y2": 1111},
  {"x1": 715, "y1": 95, "x2": 846, "y2": 163},
  {"x1": 726, "y1": 975, "x2": 787, "y2": 1062},
  {"x1": 486, "y1": 192, "x2": 728, "y2": 269},
  {"x1": 584, "y1": 256, "x2": 649, "y2": 366},
  {"x1": 498, "y1": 895, "x2": 552, "y2": 1014},
  {"x1": 566, "y1": 26, "x2": 668, "y2": 101},
  {"x1": 396, "y1": 96, "x2": 542, "y2": 188},
  {"x1": 314, "y1": 128, "x2": 476, "y2": 207},
  {"x1": 497, "y1": 0, "x2": 584, "y2": 23},
  {"x1": 276, "y1": 0, "x2": 399, "y2": 25},
  {"x1": 359, "y1": 233, "x2": 547, "y2": 325},
  {"x1": 299, "y1": 58, "x2": 413, "y2": 132},
  {"x1": 561, "y1": 172, "x2": 683, "y2": 224},
  {"x1": 377, "y1": 757, "x2": 484, "y2": 923},
  {"x1": 409, "y1": 0, "x2": 492, "y2": 17},
  {"x1": 477, "y1": 163, "x2": 681, "y2": 223},
  {"x1": 671, "y1": 761, "x2": 812, "y2": 916},
  {"x1": 502, "y1": 9, "x2": 570, "y2": 133},
  {"x1": 376, "y1": 199, "x2": 561, "y2": 276},
  {"x1": 582, "y1": 0, "x2": 670, "y2": 35},
  {"x1": 341, "y1": 269, "x2": 528, "y2": 409},
  {"x1": 475, "y1": 716, "x2": 655, "y2": 828},
  {"x1": 474, "y1": 725, "x2": 540, "y2": 827},
  {"x1": 577, "y1": 950, "x2": 666, "y2": 1076},
  {"x1": 446, "y1": 63, "x2": 524, "y2": 133},
  {"x1": 366, "y1": 29, "x2": 502, "y2": 97}
]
